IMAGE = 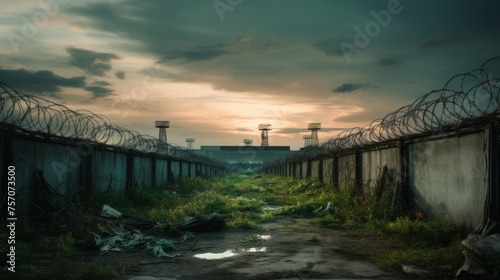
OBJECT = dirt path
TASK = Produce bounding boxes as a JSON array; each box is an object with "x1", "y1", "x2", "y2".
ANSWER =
[{"x1": 119, "y1": 216, "x2": 412, "y2": 280}]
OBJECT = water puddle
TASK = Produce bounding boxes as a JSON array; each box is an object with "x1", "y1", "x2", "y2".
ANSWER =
[
  {"x1": 194, "y1": 247, "x2": 267, "y2": 260},
  {"x1": 241, "y1": 247, "x2": 267, "y2": 253},
  {"x1": 256, "y1": 235, "x2": 271, "y2": 240},
  {"x1": 194, "y1": 250, "x2": 238, "y2": 260}
]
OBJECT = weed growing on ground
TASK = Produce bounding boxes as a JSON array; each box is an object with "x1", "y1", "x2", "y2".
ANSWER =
[
  {"x1": 10, "y1": 173, "x2": 477, "y2": 279},
  {"x1": 308, "y1": 233, "x2": 320, "y2": 242}
]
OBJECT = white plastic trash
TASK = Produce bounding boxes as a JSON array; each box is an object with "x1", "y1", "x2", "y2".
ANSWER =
[{"x1": 100, "y1": 204, "x2": 122, "y2": 219}]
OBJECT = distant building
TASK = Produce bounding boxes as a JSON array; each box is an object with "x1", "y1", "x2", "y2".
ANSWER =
[{"x1": 194, "y1": 145, "x2": 293, "y2": 165}]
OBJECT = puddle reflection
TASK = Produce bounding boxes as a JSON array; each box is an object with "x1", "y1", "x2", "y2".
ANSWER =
[
  {"x1": 241, "y1": 247, "x2": 267, "y2": 253},
  {"x1": 194, "y1": 250, "x2": 238, "y2": 260},
  {"x1": 194, "y1": 247, "x2": 267, "y2": 260}
]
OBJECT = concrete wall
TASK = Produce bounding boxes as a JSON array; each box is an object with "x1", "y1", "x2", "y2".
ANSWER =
[
  {"x1": 337, "y1": 153, "x2": 356, "y2": 190},
  {"x1": 409, "y1": 131, "x2": 488, "y2": 228},
  {"x1": 264, "y1": 126, "x2": 495, "y2": 228},
  {"x1": 301, "y1": 161, "x2": 308, "y2": 178},
  {"x1": 322, "y1": 157, "x2": 334, "y2": 186},
  {"x1": 189, "y1": 162, "x2": 196, "y2": 177},
  {"x1": 0, "y1": 131, "x2": 225, "y2": 216},
  {"x1": 295, "y1": 163, "x2": 301, "y2": 178},
  {"x1": 132, "y1": 156, "x2": 153, "y2": 189},
  {"x1": 12, "y1": 138, "x2": 80, "y2": 215},
  {"x1": 155, "y1": 158, "x2": 169, "y2": 186},
  {"x1": 181, "y1": 161, "x2": 190, "y2": 178},
  {"x1": 361, "y1": 147, "x2": 401, "y2": 194},
  {"x1": 170, "y1": 160, "x2": 181, "y2": 181},
  {"x1": 92, "y1": 149, "x2": 128, "y2": 193},
  {"x1": 310, "y1": 160, "x2": 321, "y2": 181}
]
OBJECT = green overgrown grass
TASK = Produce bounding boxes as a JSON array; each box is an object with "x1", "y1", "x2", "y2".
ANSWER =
[
  {"x1": 81, "y1": 174, "x2": 287, "y2": 228},
  {"x1": 7, "y1": 173, "x2": 487, "y2": 279},
  {"x1": 81, "y1": 173, "x2": 477, "y2": 277}
]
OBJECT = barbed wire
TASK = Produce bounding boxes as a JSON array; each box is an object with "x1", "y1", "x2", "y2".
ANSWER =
[
  {"x1": 267, "y1": 57, "x2": 500, "y2": 166},
  {"x1": 0, "y1": 83, "x2": 226, "y2": 168}
]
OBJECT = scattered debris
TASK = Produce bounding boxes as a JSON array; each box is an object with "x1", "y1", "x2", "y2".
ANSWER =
[
  {"x1": 313, "y1": 202, "x2": 332, "y2": 214},
  {"x1": 400, "y1": 264, "x2": 431, "y2": 275},
  {"x1": 100, "y1": 204, "x2": 122, "y2": 219},
  {"x1": 99, "y1": 204, "x2": 167, "y2": 231},
  {"x1": 462, "y1": 233, "x2": 500, "y2": 258},
  {"x1": 474, "y1": 218, "x2": 497, "y2": 236},
  {"x1": 324, "y1": 201, "x2": 331, "y2": 212},
  {"x1": 455, "y1": 251, "x2": 486, "y2": 279},
  {"x1": 179, "y1": 214, "x2": 226, "y2": 232},
  {"x1": 87, "y1": 205, "x2": 223, "y2": 257},
  {"x1": 86, "y1": 224, "x2": 192, "y2": 257},
  {"x1": 456, "y1": 229, "x2": 500, "y2": 279}
]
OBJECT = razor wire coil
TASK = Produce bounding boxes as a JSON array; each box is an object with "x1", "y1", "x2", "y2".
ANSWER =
[
  {"x1": 269, "y1": 57, "x2": 500, "y2": 165},
  {"x1": 0, "y1": 83, "x2": 224, "y2": 167}
]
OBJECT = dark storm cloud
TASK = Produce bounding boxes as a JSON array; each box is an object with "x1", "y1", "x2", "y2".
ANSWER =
[
  {"x1": 228, "y1": 36, "x2": 288, "y2": 55},
  {"x1": 164, "y1": 44, "x2": 233, "y2": 63},
  {"x1": 161, "y1": 37, "x2": 287, "y2": 63},
  {"x1": 417, "y1": 29, "x2": 478, "y2": 50},
  {"x1": 332, "y1": 83, "x2": 372, "y2": 93},
  {"x1": 84, "y1": 80, "x2": 114, "y2": 98},
  {"x1": 84, "y1": 86, "x2": 114, "y2": 99},
  {"x1": 0, "y1": 68, "x2": 85, "y2": 96},
  {"x1": 60, "y1": 0, "x2": 500, "y2": 102},
  {"x1": 278, "y1": 127, "x2": 346, "y2": 134},
  {"x1": 311, "y1": 38, "x2": 344, "y2": 57},
  {"x1": 379, "y1": 58, "x2": 401, "y2": 66},
  {"x1": 64, "y1": 2, "x2": 219, "y2": 59},
  {"x1": 379, "y1": 55, "x2": 411, "y2": 66},
  {"x1": 115, "y1": 71, "x2": 126, "y2": 79},
  {"x1": 66, "y1": 46, "x2": 120, "y2": 76},
  {"x1": 92, "y1": 80, "x2": 111, "y2": 87}
]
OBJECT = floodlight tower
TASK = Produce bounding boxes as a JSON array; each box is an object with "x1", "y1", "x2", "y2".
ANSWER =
[
  {"x1": 308, "y1": 123, "x2": 321, "y2": 146},
  {"x1": 243, "y1": 139, "x2": 253, "y2": 146},
  {"x1": 155, "y1": 120, "x2": 170, "y2": 143},
  {"x1": 258, "y1": 124, "x2": 272, "y2": 146},
  {"x1": 185, "y1": 138, "x2": 195, "y2": 149},
  {"x1": 302, "y1": 135, "x2": 312, "y2": 147}
]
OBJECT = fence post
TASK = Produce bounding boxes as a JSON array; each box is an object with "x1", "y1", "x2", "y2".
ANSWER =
[
  {"x1": 179, "y1": 160, "x2": 183, "y2": 180},
  {"x1": 126, "y1": 152, "x2": 134, "y2": 192},
  {"x1": 79, "y1": 141, "x2": 93, "y2": 197},
  {"x1": 319, "y1": 158, "x2": 324, "y2": 183},
  {"x1": 333, "y1": 154, "x2": 339, "y2": 189},
  {"x1": 400, "y1": 140, "x2": 411, "y2": 209},
  {"x1": 167, "y1": 159, "x2": 173, "y2": 185},
  {"x1": 489, "y1": 121, "x2": 500, "y2": 221},
  {"x1": 355, "y1": 150, "x2": 363, "y2": 192}
]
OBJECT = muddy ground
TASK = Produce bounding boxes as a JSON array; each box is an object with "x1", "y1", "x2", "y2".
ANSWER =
[{"x1": 112, "y1": 215, "x2": 416, "y2": 280}]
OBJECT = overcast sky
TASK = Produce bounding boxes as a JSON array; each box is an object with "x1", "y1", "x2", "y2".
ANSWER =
[{"x1": 1, "y1": 0, "x2": 499, "y2": 150}]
